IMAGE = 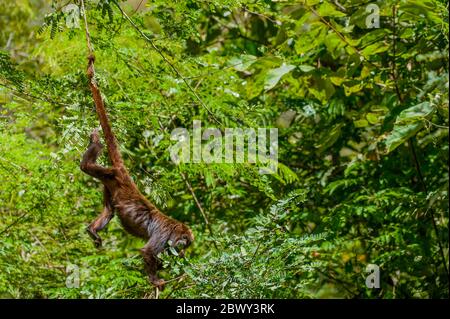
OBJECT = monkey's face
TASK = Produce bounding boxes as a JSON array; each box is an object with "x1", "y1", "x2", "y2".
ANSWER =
[{"x1": 170, "y1": 225, "x2": 194, "y2": 257}]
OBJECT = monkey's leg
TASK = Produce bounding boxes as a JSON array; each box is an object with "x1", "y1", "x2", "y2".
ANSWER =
[
  {"x1": 80, "y1": 129, "x2": 116, "y2": 180},
  {"x1": 87, "y1": 187, "x2": 114, "y2": 248},
  {"x1": 141, "y1": 242, "x2": 165, "y2": 289}
]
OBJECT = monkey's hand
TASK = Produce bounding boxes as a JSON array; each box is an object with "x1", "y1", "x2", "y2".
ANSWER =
[
  {"x1": 150, "y1": 277, "x2": 165, "y2": 291},
  {"x1": 87, "y1": 226, "x2": 103, "y2": 248},
  {"x1": 90, "y1": 128, "x2": 101, "y2": 144},
  {"x1": 93, "y1": 237, "x2": 102, "y2": 248}
]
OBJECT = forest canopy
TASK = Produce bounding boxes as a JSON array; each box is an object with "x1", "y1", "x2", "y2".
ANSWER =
[{"x1": 0, "y1": 0, "x2": 448, "y2": 298}]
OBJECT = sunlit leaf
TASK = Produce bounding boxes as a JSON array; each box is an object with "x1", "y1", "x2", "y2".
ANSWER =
[{"x1": 264, "y1": 64, "x2": 296, "y2": 91}]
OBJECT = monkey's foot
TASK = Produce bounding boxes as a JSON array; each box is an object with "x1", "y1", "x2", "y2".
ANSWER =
[
  {"x1": 150, "y1": 278, "x2": 165, "y2": 291},
  {"x1": 86, "y1": 227, "x2": 103, "y2": 248},
  {"x1": 90, "y1": 128, "x2": 101, "y2": 144},
  {"x1": 93, "y1": 238, "x2": 102, "y2": 248}
]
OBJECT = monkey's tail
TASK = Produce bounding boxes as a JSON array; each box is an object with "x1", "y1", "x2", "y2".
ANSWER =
[
  {"x1": 81, "y1": 0, "x2": 124, "y2": 169},
  {"x1": 86, "y1": 55, "x2": 124, "y2": 168}
]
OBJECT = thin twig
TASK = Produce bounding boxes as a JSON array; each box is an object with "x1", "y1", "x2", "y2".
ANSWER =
[
  {"x1": 131, "y1": 0, "x2": 146, "y2": 16},
  {"x1": 391, "y1": 5, "x2": 403, "y2": 102},
  {"x1": 424, "y1": 118, "x2": 449, "y2": 129},
  {"x1": 333, "y1": 1, "x2": 346, "y2": 12},
  {"x1": 179, "y1": 171, "x2": 216, "y2": 240},
  {"x1": 241, "y1": 6, "x2": 279, "y2": 24},
  {"x1": 0, "y1": 155, "x2": 32, "y2": 172},
  {"x1": 80, "y1": 0, "x2": 94, "y2": 55},
  {"x1": 0, "y1": 212, "x2": 30, "y2": 237},
  {"x1": 164, "y1": 274, "x2": 188, "y2": 299},
  {"x1": 164, "y1": 274, "x2": 187, "y2": 284},
  {"x1": 304, "y1": 3, "x2": 378, "y2": 69},
  {"x1": 408, "y1": 138, "x2": 448, "y2": 276},
  {"x1": 0, "y1": 82, "x2": 71, "y2": 107},
  {"x1": 316, "y1": 269, "x2": 360, "y2": 297}
]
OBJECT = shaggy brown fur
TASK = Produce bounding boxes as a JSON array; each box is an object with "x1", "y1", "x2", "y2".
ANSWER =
[{"x1": 80, "y1": 55, "x2": 193, "y2": 289}]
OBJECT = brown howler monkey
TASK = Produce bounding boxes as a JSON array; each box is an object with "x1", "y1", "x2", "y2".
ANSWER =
[{"x1": 80, "y1": 54, "x2": 194, "y2": 289}]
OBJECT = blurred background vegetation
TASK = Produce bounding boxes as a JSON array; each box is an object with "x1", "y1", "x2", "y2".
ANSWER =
[{"x1": 0, "y1": 0, "x2": 448, "y2": 298}]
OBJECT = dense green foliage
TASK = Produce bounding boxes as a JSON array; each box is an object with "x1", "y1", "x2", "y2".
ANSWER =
[{"x1": 0, "y1": 0, "x2": 448, "y2": 298}]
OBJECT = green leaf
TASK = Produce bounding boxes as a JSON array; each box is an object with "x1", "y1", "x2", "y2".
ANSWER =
[
  {"x1": 400, "y1": 0, "x2": 442, "y2": 24},
  {"x1": 228, "y1": 54, "x2": 258, "y2": 72},
  {"x1": 324, "y1": 33, "x2": 346, "y2": 58},
  {"x1": 264, "y1": 64, "x2": 296, "y2": 91},
  {"x1": 383, "y1": 102, "x2": 435, "y2": 153},
  {"x1": 396, "y1": 102, "x2": 434, "y2": 124},
  {"x1": 295, "y1": 23, "x2": 327, "y2": 54},
  {"x1": 360, "y1": 66, "x2": 371, "y2": 79},
  {"x1": 354, "y1": 119, "x2": 369, "y2": 127},
  {"x1": 384, "y1": 122, "x2": 424, "y2": 153},
  {"x1": 317, "y1": 2, "x2": 347, "y2": 17},
  {"x1": 309, "y1": 76, "x2": 336, "y2": 102},
  {"x1": 366, "y1": 113, "x2": 380, "y2": 124},
  {"x1": 169, "y1": 246, "x2": 179, "y2": 256},
  {"x1": 330, "y1": 76, "x2": 345, "y2": 85},
  {"x1": 361, "y1": 42, "x2": 389, "y2": 58},
  {"x1": 316, "y1": 123, "x2": 343, "y2": 153},
  {"x1": 343, "y1": 82, "x2": 363, "y2": 96},
  {"x1": 277, "y1": 162, "x2": 299, "y2": 184},
  {"x1": 298, "y1": 65, "x2": 315, "y2": 72}
]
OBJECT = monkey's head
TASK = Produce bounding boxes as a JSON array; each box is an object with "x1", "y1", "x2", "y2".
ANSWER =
[{"x1": 169, "y1": 224, "x2": 194, "y2": 257}]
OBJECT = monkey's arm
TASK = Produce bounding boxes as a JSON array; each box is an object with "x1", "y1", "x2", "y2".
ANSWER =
[
  {"x1": 80, "y1": 129, "x2": 116, "y2": 180},
  {"x1": 87, "y1": 187, "x2": 115, "y2": 248},
  {"x1": 141, "y1": 238, "x2": 165, "y2": 289}
]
